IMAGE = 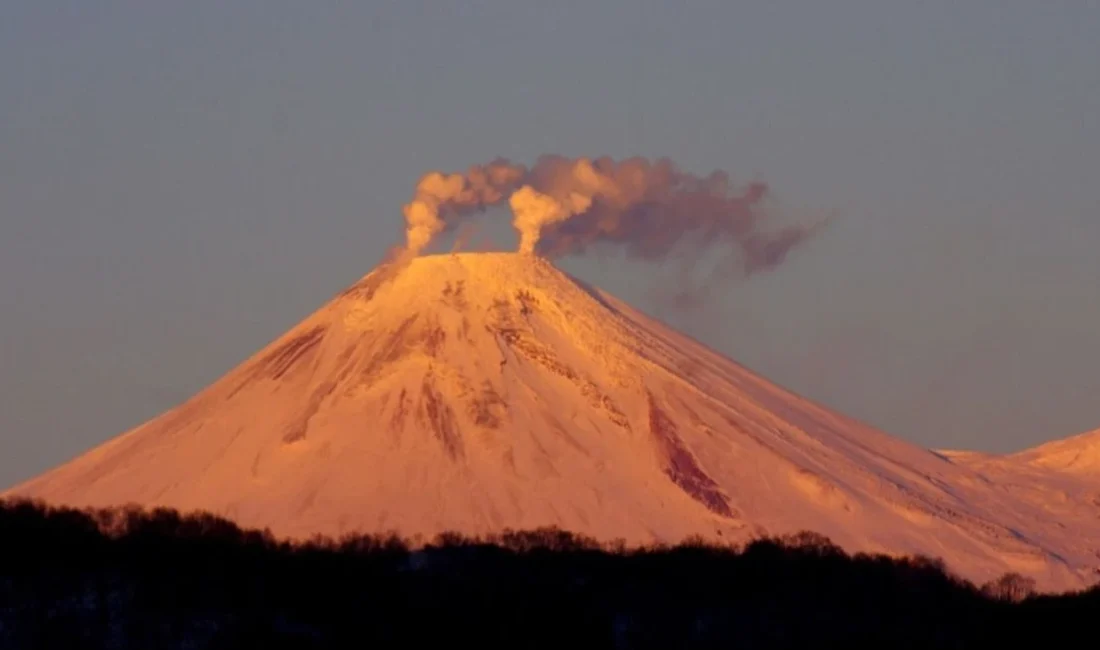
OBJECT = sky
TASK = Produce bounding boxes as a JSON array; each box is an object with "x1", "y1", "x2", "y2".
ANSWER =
[{"x1": 2, "y1": 1, "x2": 1099, "y2": 488}]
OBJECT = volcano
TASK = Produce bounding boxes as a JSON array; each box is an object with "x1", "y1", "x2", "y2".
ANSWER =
[{"x1": 6, "y1": 253, "x2": 1099, "y2": 590}]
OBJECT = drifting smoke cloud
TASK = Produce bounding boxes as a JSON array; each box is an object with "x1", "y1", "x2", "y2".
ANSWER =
[{"x1": 401, "y1": 155, "x2": 822, "y2": 276}]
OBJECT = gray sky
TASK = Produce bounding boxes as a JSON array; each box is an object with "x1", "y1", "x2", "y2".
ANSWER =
[{"x1": 2, "y1": 1, "x2": 1099, "y2": 488}]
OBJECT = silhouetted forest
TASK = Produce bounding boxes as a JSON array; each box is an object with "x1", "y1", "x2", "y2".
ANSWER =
[{"x1": 0, "y1": 499, "x2": 1096, "y2": 648}]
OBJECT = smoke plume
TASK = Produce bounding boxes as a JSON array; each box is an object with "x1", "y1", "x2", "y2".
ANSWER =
[
  {"x1": 401, "y1": 155, "x2": 821, "y2": 276},
  {"x1": 510, "y1": 185, "x2": 592, "y2": 254},
  {"x1": 401, "y1": 159, "x2": 524, "y2": 256}
]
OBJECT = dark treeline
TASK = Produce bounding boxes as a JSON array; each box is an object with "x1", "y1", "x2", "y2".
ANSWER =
[{"x1": 0, "y1": 499, "x2": 1096, "y2": 649}]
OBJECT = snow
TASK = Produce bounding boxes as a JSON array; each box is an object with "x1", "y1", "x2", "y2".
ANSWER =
[
  {"x1": 5, "y1": 252, "x2": 1099, "y2": 592},
  {"x1": 1007, "y1": 428, "x2": 1100, "y2": 475}
]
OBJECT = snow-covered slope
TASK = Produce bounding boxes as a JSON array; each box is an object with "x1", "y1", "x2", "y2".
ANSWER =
[
  {"x1": 6, "y1": 253, "x2": 1099, "y2": 591},
  {"x1": 1008, "y1": 428, "x2": 1100, "y2": 475},
  {"x1": 937, "y1": 429, "x2": 1100, "y2": 591}
]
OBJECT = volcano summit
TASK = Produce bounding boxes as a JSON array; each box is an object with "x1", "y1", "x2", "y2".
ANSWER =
[{"x1": 7, "y1": 253, "x2": 1100, "y2": 590}]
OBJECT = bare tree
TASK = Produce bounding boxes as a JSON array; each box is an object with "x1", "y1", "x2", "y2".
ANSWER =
[{"x1": 981, "y1": 572, "x2": 1037, "y2": 602}]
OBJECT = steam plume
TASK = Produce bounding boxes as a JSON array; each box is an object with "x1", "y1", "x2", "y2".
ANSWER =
[
  {"x1": 510, "y1": 185, "x2": 592, "y2": 254},
  {"x1": 401, "y1": 155, "x2": 821, "y2": 275},
  {"x1": 400, "y1": 159, "x2": 524, "y2": 256}
]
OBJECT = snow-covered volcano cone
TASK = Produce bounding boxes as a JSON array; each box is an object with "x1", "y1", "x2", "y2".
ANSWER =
[{"x1": 7, "y1": 252, "x2": 1100, "y2": 592}]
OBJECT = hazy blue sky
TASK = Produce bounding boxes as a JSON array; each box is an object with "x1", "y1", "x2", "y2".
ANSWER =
[{"x1": 2, "y1": 1, "x2": 1099, "y2": 488}]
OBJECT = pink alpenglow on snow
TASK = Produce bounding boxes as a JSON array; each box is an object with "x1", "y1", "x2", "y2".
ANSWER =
[{"x1": 6, "y1": 253, "x2": 1100, "y2": 592}]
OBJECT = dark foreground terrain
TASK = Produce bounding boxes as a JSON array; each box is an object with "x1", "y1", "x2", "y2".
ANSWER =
[{"x1": 0, "y1": 499, "x2": 1095, "y2": 649}]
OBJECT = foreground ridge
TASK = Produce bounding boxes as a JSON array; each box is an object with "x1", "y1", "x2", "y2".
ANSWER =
[
  {"x1": 2, "y1": 500, "x2": 1096, "y2": 649},
  {"x1": 6, "y1": 253, "x2": 1100, "y2": 592}
]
